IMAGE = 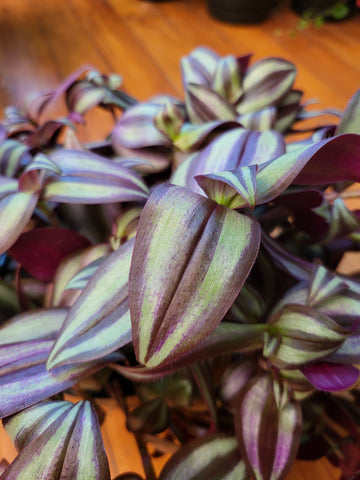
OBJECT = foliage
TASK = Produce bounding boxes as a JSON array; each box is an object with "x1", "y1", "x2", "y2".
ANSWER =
[{"x1": 0, "y1": 47, "x2": 360, "y2": 479}]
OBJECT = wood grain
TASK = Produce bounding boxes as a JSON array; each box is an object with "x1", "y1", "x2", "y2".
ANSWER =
[{"x1": 0, "y1": 0, "x2": 359, "y2": 478}]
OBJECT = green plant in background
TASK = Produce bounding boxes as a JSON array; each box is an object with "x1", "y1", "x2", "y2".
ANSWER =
[{"x1": 0, "y1": 47, "x2": 360, "y2": 479}]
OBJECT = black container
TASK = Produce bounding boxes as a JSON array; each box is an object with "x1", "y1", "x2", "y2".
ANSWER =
[
  {"x1": 291, "y1": 0, "x2": 355, "y2": 19},
  {"x1": 207, "y1": 0, "x2": 274, "y2": 24}
]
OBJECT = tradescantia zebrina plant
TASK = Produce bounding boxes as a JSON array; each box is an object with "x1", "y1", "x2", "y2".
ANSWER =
[{"x1": 0, "y1": 47, "x2": 360, "y2": 480}]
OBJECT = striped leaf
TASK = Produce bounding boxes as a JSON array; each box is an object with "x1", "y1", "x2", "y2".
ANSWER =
[
  {"x1": 185, "y1": 83, "x2": 237, "y2": 123},
  {"x1": 0, "y1": 186, "x2": 39, "y2": 255},
  {"x1": 0, "y1": 309, "x2": 119, "y2": 418},
  {"x1": 336, "y1": 88, "x2": 360, "y2": 134},
  {"x1": 171, "y1": 128, "x2": 285, "y2": 195},
  {"x1": 234, "y1": 374, "x2": 302, "y2": 480},
  {"x1": 129, "y1": 184, "x2": 261, "y2": 367},
  {"x1": 42, "y1": 149, "x2": 149, "y2": 203},
  {"x1": 195, "y1": 166, "x2": 258, "y2": 209},
  {"x1": 306, "y1": 264, "x2": 348, "y2": 307},
  {"x1": 47, "y1": 238, "x2": 134, "y2": 369},
  {"x1": 0, "y1": 139, "x2": 31, "y2": 177},
  {"x1": 237, "y1": 58, "x2": 296, "y2": 115},
  {"x1": 112, "y1": 101, "x2": 172, "y2": 149},
  {"x1": 212, "y1": 55, "x2": 243, "y2": 104},
  {"x1": 115, "y1": 322, "x2": 265, "y2": 382},
  {"x1": 159, "y1": 433, "x2": 249, "y2": 480},
  {"x1": 2, "y1": 400, "x2": 110, "y2": 480},
  {"x1": 264, "y1": 305, "x2": 350, "y2": 369}
]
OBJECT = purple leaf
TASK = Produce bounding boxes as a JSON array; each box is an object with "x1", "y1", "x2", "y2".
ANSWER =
[
  {"x1": 0, "y1": 186, "x2": 39, "y2": 256},
  {"x1": 1, "y1": 400, "x2": 110, "y2": 480},
  {"x1": 236, "y1": 58, "x2": 297, "y2": 115},
  {"x1": 172, "y1": 128, "x2": 285, "y2": 195},
  {"x1": 129, "y1": 184, "x2": 261, "y2": 367},
  {"x1": 9, "y1": 227, "x2": 91, "y2": 281},
  {"x1": 195, "y1": 166, "x2": 258, "y2": 209},
  {"x1": 235, "y1": 374, "x2": 302, "y2": 480},
  {"x1": 301, "y1": 362, "x2": 360, "y2": 391},
  {"x1": 185, "y1": 83, "x2": 238, "y2": 123},
  {"x1": 47, "y1": 239, "x2": 134, "y2": 368},
  {"x1": 159, "y1": 433, "x2": 248, "y2": 480},
  {"x1": 0, "y1": 139, "x2": 31, "y2": 177},
  {"x1": 0, "y1": 309, "x2": 119, "y2": 417}
]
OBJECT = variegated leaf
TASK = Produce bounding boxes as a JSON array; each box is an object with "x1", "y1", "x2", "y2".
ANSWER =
[
  {"x1": 0, "y1": 186, "x2": 39, "y2": 255},
  {"x1": 306, "y1": 264, "x2": 348, "y2": 307},
  {"x1": 112, "y1": 101, "x2": 172, "y2": 149},
  {"x1": 42, "y1": 149, "x2": 149, "y2": 203},
  {"x1": 237, "y1": 58, "x2": 296, "y2": 115},
  {"x1": 2, "y1": 400, "x2": 110, "y2": 480},
  {"x1": 212, "y1": 55, "x2": 243, "y2": 104},
  {"x1": 47, "y1": 238, "x2": 134, "y2": 368},
  {"x1": 0, "y1": 309, "x2": 119, "y2": 417},
  {"x1": 129, "y1": 184, "x2": 261, "y2": 367},
  {"x1": 51, "y1": 243, "x2": 110, "y2": 307},
  {"x1": 159, "y1": 433, "x2": 249, "y2": 480},
  {"x1": 235, "y1": 374, "x2": 302, "y2": 480},
  {"x1": 0, "y1": 139, "x2": 31, "y2": 177},
  {"x1": 336, "y1": 88, "x2": 360, "y2": 134},
  {"x1": 185, "y1": 83, "x2": 238, "y2": 123},
  {"x1": 171, "y1": 128, "x2": 285, "y2": 195},
  {"x1": 264, "y1": 305, "x2": 350, "y2": 369},
  {"x1": 195, "y1": 166, "x2": 257, "y2": 209}
]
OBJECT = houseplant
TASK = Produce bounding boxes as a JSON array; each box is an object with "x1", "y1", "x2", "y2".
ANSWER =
[
  {"x1": 291, "y1": 0, "x2": 358, "y2": 26},
  {"x1": 206, "y1": 0, "x2": 275, "y2": 24},
  {"x1": 0, "y1": 47, "x2": 360, "y2": 479}
]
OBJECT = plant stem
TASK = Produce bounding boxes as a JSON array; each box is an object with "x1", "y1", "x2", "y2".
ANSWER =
[{"x1": 134, "y1": 433, "x2": 157, "y2": 480}]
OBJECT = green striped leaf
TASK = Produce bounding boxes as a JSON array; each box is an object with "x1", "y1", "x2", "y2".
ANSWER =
[
  {"x1": 336, "y1": 88, "x2": 360, "y2": 134},
  {"x1": 237, "y1": 58, "x2": 296, "y2": 115},
  {"x1": 42, "y1": 149, "x2": 149, "y2": 203},
  {"x1": 2, "y1": 400, "x2": 110, "y2": 480},
  {"x1": 0, "y1": 187, "x2": 39, "y2": 255},
  {"x1": 129, "y1": 184, "x2": 261, "y2": 367},
  {"x1": 235, "y1": 374, "x2": 302, "y2": 480},
  {"x1": 195, "y1": 166, "x2": 257, "y2": 209},
  {"x1": 0, "y1": 139, "x2": 31, "y2": 177},
  {"x1": 0, "y1": 309, "x2": 119, "y2": 418},
  {"x1": 159, "y1": 433, "x2": 249, "y2": 480},
  {"x1": 264, "y1": 305, "x2": 350, "y2": 369},
  {"x1": 47, "y1": 238, "x2": 134, "y2": 369}
]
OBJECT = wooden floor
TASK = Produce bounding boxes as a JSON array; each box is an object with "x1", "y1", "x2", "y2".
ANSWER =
[{"x1": 0, "y1": 0, "x2": 359, "y2": 478}]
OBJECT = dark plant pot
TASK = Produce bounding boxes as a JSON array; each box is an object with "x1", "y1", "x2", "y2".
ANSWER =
[
  {"x1": 207, "y1": 0, "x2": 274, "y2": 24},
  {"x1": 291, "y1": 0, "x2": 355, "y2": 19}
]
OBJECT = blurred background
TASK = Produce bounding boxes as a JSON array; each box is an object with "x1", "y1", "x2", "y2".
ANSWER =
[{"x1": 0, "y1": 0, "x2": 359, "y2": 142}]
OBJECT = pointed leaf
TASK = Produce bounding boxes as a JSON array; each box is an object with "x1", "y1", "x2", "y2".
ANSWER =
[
  {"x1": 2, "y1": 400, "x2": 110, "y2": 480},
  {"x1": 9, "y1": 227, "x2": 91, "y2": 281},
  {"x1": 301, "y1": 362, "x2": 360, "y2": 391},
  {"x1": 0, "y1": 139, "x2": 31, "y2": 177},
  {"x1": 42, "y1": 149, "x2": 149, "y2": 203},
  {"x1": 0, "y1": 309, "x2": 119, "y2": 417},
  {"x1": 172, "y1": 129, "x2": 285, "y2": 195},
  {"x1": 238, "y1": 107, "x2": 276, "y2": 131},
  {"x1": 159, "y1": 433, "x2": 249, "y2": 480},
  {"x1": 195, "y1": 166, "x2": 257, "y2": 209},
  {"x1": 264, "y1": 305, "x2": 350, "y2": 369},
  {"x1": 336, "y1": 88, "x2": 360, "y2": 135},
  {"x1": 47, "y1": 238, "x2": 134, "y2": 368},
  {"x1": 112, "y1": 101, "x2": 172, "y2": 149},
  {"x1": 115, "y1": 322, "x2": 265, "y2": 382},
  {"x1": 129, "y1": 184, "x2": 261, "y2": 367},
  {"x1": 235, "y1": 374, "x2": 302, "y2": 480},
  {"x1": 0, "y1": 189, "x2": 39, "y2": 255},
  {"x1": 212, "y1": 55, "x2": 243, "y2": 104},
  {"x1": 126, "y1": 397, "x2": 170, "y2": 434},
  {"x1": 237, "y1": 58, "x2": 297, "y2": 114},
  {"x1": 186, "y1": 83, "x2": 237, "y2": 123},
  {"x1": 306, "y1": 264, "x2": 348, "y2": 307}
]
